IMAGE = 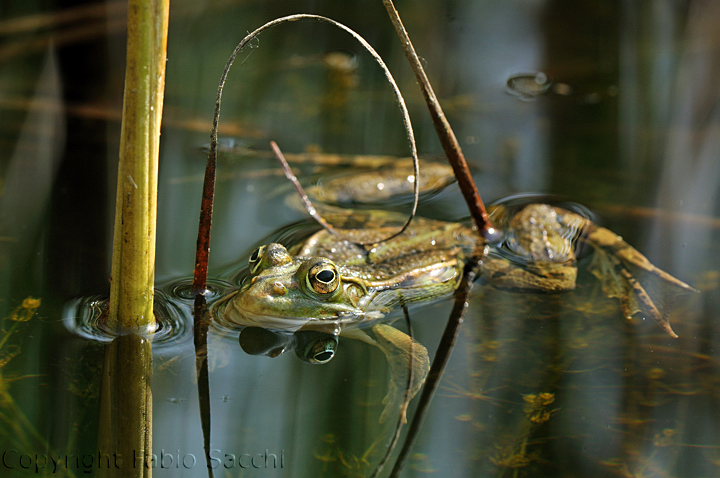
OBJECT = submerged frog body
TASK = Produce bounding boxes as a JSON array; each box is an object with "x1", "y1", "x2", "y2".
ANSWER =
[
  {"x1": 216, "y1": 202, "x2": 695, "y2": 423},
  {"x1": 304, "y1": 159, "x2": 455, "y2": 205}
]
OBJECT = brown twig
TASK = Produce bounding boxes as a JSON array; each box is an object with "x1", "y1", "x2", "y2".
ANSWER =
[
  {"x1": 192, "y1": 140, "x2": 216, "y2": 295},
  {"x1": 193, "y1": 294, "x2": 215, "y2": 478},
  {"x1": 271, "y1": 141, "x2": 419, "y2": 245},
  {"x1": 270, "y1": 141, "x2": 342, "y2": 239},
  {"x1": 381, "y1": 0, "x2": 496, "y2": 238}
]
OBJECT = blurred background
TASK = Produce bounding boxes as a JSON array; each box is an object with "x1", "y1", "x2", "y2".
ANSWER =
[{"x1": 1, "y1": 0, "x2": 719, "y2": 476}]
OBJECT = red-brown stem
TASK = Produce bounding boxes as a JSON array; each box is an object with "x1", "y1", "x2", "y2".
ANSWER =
[
  {"x1": 192, "y1": 147, "x2": 216, "y2": 295},
  {"x1": 381, "y1": 0, "x2": 495, "y2": 236}
]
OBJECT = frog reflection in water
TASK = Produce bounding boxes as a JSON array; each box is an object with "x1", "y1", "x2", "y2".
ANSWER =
[{"x1": 214, "y1": 164, "x2": 695, "y2": 423}]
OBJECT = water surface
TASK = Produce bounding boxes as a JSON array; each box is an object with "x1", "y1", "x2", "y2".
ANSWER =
[{"x1": 1, "y1": 1, "x2": 719, "y2": 477}]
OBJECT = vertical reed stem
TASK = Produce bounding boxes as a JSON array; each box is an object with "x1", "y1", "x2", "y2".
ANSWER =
[
  {"x1": 98, "y1": 335, "x2": 154, "y2": 478},
  {"x1": 107, "y1": 0, "x2": 169, "y2": 331}
]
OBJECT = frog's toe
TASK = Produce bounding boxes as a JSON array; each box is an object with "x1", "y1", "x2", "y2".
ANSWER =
[
  {"x1": 587, "y1": 226, "x2": 696, "y2": 338},
  {"x1": 379, "y1": 381, "x2": 404, "y2": 424},
  {"x1": 618, "y1": 268, "x2": 679, "y2": 338},
  {"x1": 588, "y1": 226, "x2": 698, "y2": 293}
]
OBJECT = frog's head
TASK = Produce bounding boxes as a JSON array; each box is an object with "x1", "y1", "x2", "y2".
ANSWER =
[{"x1": 222, "y1": 243, "x2": 367, "y2": 329}]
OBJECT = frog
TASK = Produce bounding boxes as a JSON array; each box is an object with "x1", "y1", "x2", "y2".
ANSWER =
[
  {"x1": 213, "y1": 188, "x2": 696, "y2": 423},
  {"x1": 214, "y1": 210, "x2": 474, "y2": 422}
]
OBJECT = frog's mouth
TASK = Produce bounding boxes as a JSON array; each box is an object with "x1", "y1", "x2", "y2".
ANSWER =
[
  {"x1": 224, "y1": 307, "x2": 321, "y2": 332},
  {"x1": 215, "y1": 290, "x2": 380, "y2": 333}
]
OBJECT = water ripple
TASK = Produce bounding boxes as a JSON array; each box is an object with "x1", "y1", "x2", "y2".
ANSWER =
[{"x1": 62, "y1": 290, "x2": 193, "y2": 348}]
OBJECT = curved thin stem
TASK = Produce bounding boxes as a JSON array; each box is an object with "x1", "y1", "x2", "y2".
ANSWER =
[
  {"x1": 193, "y1": 13, "x2": 420, "y2": 294},
  {"x1": 389, "y1": 256, "x2": 481, "y2": 477},
  {"x1": 369, "y1": 303, "x2": 415, "y2": 478}
]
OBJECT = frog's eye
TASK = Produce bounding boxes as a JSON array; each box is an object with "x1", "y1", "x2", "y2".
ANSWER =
[
  {"x1": 248, "y1": 246, "x2": 266, "y2": 273},
  {"x1": 307, "y1": 261, "x2": 340, "y2": 295}
]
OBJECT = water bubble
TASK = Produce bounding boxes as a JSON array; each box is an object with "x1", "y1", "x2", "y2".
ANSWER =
[
  {"x1": 506, "y1": 72, "x2": 551, "y2": 100},
  {"x1": 166, "y1": 278, "x2": 229, "y2": 301}
]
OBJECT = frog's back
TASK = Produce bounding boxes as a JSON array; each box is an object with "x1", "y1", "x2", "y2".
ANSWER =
[
  {"x1": 290, "y1": 211, "x2": 478, "y2": 268},
  {"x1": 288, "y1": 211, "x2": 479, "y2": 311}
]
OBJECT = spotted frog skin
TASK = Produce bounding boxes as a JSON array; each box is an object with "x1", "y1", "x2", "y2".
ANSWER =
[
  {"x1": 219, "y1": 214, "x2": 475, "y2": 330},
  {"x1": 215, "y1": 201, "x2": 695, "y2": 423}
]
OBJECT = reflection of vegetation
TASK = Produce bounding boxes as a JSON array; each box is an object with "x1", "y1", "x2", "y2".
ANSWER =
[
  {"x1": 313, "y1": 432, "x2": 377, "y2": 477},
  {"x1": 0, "y1": 297, "x2": 104, "y2": 478},
  {"x1": 522, "y1": 392, "x2": 557, "y2": 424},
  {"x1": 435, "y1": 263, "x2": 718, "y2": 477},
  {"x1": 6, "y1": 297, "x2": 40, "y2": 323},
  {"x1": 408, "y1": 452, "x2": 437, "y2": 473},
  {"x1": 0, "y1": 297, "x2": 49, "y2": 453},
  {"x1": 490, "y1": 392, "x2": 556, "y2": 476},
  {"x1": 441, "y1": 374, "x2": 506, "y2": 406},
  {"x1": 65, "y1": 348, "x2": 103, "y2": 401}
]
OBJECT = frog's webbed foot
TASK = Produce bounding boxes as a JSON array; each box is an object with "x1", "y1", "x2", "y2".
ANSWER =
[
  {"x1": 584, "y1": 225, "x2": 698, "y2": 338},
  {"x1": 371, "y1": 324, "x2": 429, "y2": 424}
]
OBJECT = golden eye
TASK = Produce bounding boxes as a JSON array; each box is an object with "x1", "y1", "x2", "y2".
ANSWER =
[
  {"x1": 248, "y1": 245, "x2": 266, "y2": 273},
  {"x1": 307, "y1": 262, "x2": 340, "y2": 295}
]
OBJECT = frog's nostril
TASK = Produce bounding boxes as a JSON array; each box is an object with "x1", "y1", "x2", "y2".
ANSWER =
[{"x1": 272, "y1": 282, "x2": 287, "y2": 296}]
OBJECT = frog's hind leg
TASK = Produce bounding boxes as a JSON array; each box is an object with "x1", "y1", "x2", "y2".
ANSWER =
[
  {"x1": 479, "y1": 253, "x2": 578, "y2": 293},
  {"x1": 371, "y1": 323, "x2": 429, "y2": 424},
  {"x1": 582, "y1": 224, "x2": 697, "y2": 338},
  {"x1": 586, "y1": 226, "x2": 697, "y2": 291}
]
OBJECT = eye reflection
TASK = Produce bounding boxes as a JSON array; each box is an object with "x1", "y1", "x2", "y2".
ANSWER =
[
  {"x1": 237, "y1": 327, "x2": 339, "y2": 364},
  {"x1": 294, "y1": 330, "x2": 338, "y2": 364},
  {"x1": 238, "y1": 326, "x2": 290, "y2": 357}
]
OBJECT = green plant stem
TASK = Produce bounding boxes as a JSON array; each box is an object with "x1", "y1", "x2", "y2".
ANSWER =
[
  {"x1": 107, "y1": 0, "x2": 169, "y2": 331},
  {"x1": 98, "y1": 335, "x2": 153, "y2": 478},
  {"x1": 0, "y1": 321, "x2": 19, "y2": 349}
]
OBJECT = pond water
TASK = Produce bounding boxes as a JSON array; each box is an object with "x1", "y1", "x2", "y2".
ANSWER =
[{"x1": 1, "y1": 1, "x2": 720, "y2": 477}]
